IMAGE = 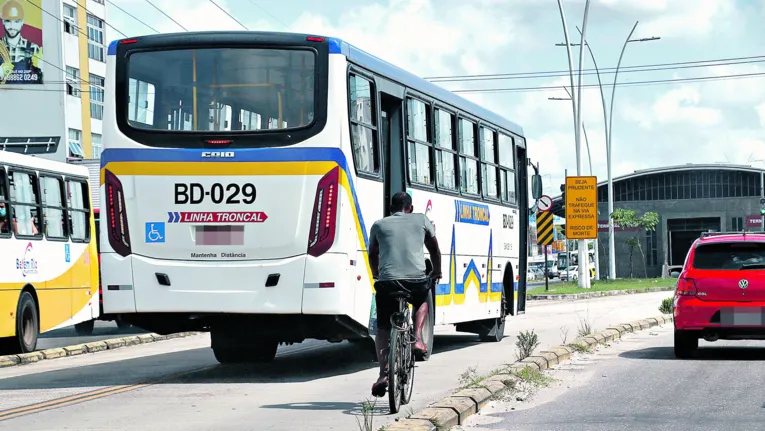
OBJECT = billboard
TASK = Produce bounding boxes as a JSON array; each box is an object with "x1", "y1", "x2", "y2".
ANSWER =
[{"x1": 0, "y1": 0, "x2": 43, "y2": 85}]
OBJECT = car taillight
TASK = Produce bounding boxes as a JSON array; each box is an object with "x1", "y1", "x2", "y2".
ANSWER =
[
  {"x1": 105, "y1": 169, "x2": 132, "y2": 257},
  {"x1": 307, "y1": 167, "x2": 340, "y2": 257},
  {"x1": 676, "y1": 277, "x2": 697, "y2": 296}
]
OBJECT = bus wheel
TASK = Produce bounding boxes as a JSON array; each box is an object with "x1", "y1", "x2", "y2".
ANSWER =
[
  {"x1": 116, "y1": 320, "x2": 132, "y2": 330},
  {"x1": 479, "y1": 285, "x2": 506, "y2": 343},
  {"x1": 75, "y1": 320, "x2": 95, "y2": 336},
  {"x1": 414, "y1": 291, "x2": 435, "y2": 361},
  {"x1": 14, "y1": 292, "x2": 39, "y2": 353}
]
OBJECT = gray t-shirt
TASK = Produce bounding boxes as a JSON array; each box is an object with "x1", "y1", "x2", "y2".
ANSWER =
[{"x1": 369, "y1": 212, "x2": 436, "y2": 281}]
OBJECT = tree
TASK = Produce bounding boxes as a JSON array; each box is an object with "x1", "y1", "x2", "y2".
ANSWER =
[{"x1": 610, "y1": 208, "x2": 660, "y2": 278}]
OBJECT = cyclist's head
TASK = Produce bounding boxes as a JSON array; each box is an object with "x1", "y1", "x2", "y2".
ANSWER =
[{"x1": 390, "y1": 191, "x2": 413, "y2": 214}]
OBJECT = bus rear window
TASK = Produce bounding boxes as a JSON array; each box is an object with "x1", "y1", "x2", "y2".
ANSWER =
[{"x1": 126, "y1": 48, "x2": 316, "y2": 132}]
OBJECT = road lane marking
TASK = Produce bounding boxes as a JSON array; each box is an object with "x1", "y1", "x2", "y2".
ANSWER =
[
  {"x1": 0, "y1": 384, "x2": 150, "y2": 421},
  {"x1": 0, "y1": 364, "x2": 217, "y2": 422}
]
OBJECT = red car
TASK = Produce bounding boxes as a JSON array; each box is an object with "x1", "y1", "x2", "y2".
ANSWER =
[{"x1": 673, "y1": 231, "x2": 765, "y2": 358}]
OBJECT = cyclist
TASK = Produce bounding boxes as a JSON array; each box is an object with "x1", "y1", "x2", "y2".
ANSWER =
[{"x1": 368, "y1": 191, "x2": 442, "y2": 397}]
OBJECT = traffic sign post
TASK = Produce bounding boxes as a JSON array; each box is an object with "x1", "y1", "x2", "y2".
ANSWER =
[
  {"x1": 564, "y1": 176, "x2": 598, "y2": 240},
  {"x1": 537, "y1": 211, "x2": 554, "y2": 292}
]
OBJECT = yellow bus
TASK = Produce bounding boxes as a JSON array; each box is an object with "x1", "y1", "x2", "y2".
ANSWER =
[{"x1": 0, "y1": 150, "x2": 99, "y2": 354}]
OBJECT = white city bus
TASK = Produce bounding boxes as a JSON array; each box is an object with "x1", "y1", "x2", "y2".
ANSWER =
[
  {"x1": 101, "y1": 32, "x2": 536, "y2": 363},
  {"x1": 0, "y1": 150, "x2": 99, "y2": 353}
]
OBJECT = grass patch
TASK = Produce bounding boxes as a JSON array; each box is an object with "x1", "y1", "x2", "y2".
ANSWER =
[
  {"x1": 568, "y1": 342, "x2": 593, "y2": 354},
  {"x1": 529, "y1": 277, "x2": 675, "y2": 296},
  {"x1": 512, "y1": 366, "x2": 555, "y2": 388}
]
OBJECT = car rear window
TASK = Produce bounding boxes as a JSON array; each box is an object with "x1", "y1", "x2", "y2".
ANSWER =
[{"x1": 693, "y1": 242, "x2": 765, "y2": 270}]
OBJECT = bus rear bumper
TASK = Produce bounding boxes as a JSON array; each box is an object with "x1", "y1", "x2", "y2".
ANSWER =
[
  {"x1": 101, "y1": 252, "x2": 357, "y2": 316},
  {"x1": 100, "y1": 252, "x2": 369, "y2": 340}
]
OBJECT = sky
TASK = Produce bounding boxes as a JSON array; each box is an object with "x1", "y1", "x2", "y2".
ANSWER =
[{"x1": 105, "y1": 0, "x2": 765, "y2": 198}]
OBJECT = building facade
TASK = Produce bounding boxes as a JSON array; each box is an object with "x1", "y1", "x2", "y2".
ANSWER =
[
  {"x1": 549, "y1": 164, "x2": 765, "y2": 279},
  {"x1": 0, "y1": 0, "x2": 108, "y2": 161}
]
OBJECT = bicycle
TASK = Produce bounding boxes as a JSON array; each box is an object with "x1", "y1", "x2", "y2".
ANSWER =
[{"x1": 385, "y1": 277, "x2": 434, "y2": 414}]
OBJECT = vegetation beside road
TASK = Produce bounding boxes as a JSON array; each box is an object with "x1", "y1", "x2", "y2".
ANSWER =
[{"x1": 528, "y1": 277, "x2": 676, "y2": 296}]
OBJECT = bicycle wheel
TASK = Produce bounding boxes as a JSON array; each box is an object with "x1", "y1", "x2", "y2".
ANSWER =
[
  {"x1": 387, "y1": 326, "x2": 402, "y2": 413},
  {"x1": 401, "y1": 326, "x2": 415, "y2": 405}
]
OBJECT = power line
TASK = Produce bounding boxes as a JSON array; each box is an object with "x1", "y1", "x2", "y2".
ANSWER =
[
  {"x1": 6, "y1": 69, "x2": 765, "y2": 95},
  {"x1": 451, "y1": 71, "x2": 765, "y2": 94},
  {"x1": 247, "y1": 0, "x2": 291, "y2": 30},
  {"x1": 144, "y1": 0, "x2": 187, "y2": 31},
  {"x1": 426, "y1": 54, "x2": 765, "y2": 82},
  {"x1": 209, "y1": 0, "x2": 248, "y2": 30},
  {"x1": 105, "y1": 0, "x2": 159, "y2": 33}
]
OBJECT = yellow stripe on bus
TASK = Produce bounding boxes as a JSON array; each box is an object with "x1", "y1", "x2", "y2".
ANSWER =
[{"x1": 100, "y1": 161, "x2": 338, "y2": 185}]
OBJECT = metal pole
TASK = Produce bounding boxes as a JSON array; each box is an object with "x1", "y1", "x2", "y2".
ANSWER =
[
  {"x1": 583, "y1": 125, "x2": 599, "y2": 280},
  {"x1": 761, "y1": 171, "x2": 764, "y2": 232},
  {"x1": 578, "y1": 30, "x2": 608, "y2": 282},
  {"x1": 575, "y1": 0, "x2": 591, "y2": 288},
  {"x1": 565, "y1": 167, "x2": 570, "y2": 283},
  {"x1": 544, "y1": 246, "x2": 549, "y2": 292},
  {"x1": 606, "y1": 21, "x2": 639, "y2": 280},
  {"x1": 556, "y1": 0, "x2": 579, "y2": 163}
]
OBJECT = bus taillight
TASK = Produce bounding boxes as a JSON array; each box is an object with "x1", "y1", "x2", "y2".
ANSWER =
[
  {"x1": 307, "y1": 166, "x2": 340, "y2": 257},
  {"x1": 105, "y1": 169, "x2": 132, "y2": 257}
]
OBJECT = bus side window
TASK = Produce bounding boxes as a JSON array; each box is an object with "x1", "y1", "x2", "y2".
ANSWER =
[
  {"x1": 41, "y1": 176, "x2": 68, "y2": 239},
  {"x1": 66, "y1": 180, "x2": 90, "y2": 242},
  {"x1": 8, "y1": 170, "x2": 42, "y2": 237},
  {"x1": 0, "y1": 167, "x2": 10, "y2": 236}
]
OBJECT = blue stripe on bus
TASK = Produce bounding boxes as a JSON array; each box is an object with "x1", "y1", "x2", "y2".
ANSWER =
[
  {"x1": 100, "y1": 147, "x2": 370, "y2": 247},
  {"x1": 108, "y1": 40, "x2": 117, "y2": 56}
]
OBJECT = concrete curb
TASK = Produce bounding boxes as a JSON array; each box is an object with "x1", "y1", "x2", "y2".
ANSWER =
[
  {"x1": 0, "y1": 331, "x2": 202, "y2": 369},
  {"x1": 527, "y1": 285, "x2": 674, "y2": 301},
  {"x1": 385, "y1": 314, "x2": 675, "y2": 431}
]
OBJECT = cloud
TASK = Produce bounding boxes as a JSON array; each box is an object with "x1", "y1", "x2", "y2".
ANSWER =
[
  {"x1": 621, "y1": 86, "x2": 722, "y2": 128},
  {"x1": 592, "y1": 0, "x2": 739, "y2": 39}
]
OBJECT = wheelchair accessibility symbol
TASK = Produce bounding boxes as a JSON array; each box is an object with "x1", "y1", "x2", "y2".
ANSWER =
[{"x1": 145, "y1": 222, "x2": 166, "y2": 243}]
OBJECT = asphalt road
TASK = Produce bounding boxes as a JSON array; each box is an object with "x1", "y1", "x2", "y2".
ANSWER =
[
  {"x1": 0, "y1": 292, "x2": 670, "y2": 431},
  {"x1": 462, "y1": 322, "x2": 765, "y2": 431},
  {"x1": 37, "y1": 321, "x2": 149, "y2": 351},
  {"x1": 33, "y1": 283, "x2": 554, "y2": 351}
]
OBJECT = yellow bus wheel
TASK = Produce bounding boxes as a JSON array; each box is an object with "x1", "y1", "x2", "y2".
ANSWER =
[{"x1": 14, "y1": 291, "x2": 39, "y2": 354}]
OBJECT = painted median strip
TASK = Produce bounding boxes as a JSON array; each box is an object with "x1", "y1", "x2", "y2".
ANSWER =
[
  {"x1": 384, "y1": 314, "x2": 674, "y2": 431},
  {"x1": 0, "y1": 332, "x2": 202, "y2": 368}
]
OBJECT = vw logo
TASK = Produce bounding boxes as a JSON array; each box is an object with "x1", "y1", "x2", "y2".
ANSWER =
[{"x1": 739, "y1": 279, "x2": 749, "y2": 289}]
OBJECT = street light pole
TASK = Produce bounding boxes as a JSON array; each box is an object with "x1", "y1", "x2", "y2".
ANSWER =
[
  {"x1": 606, "y1": 23, "x2": 659, "y2": 280},
  {"x1": 556, "y1": 0, "x2": 591, "y2": 288}
]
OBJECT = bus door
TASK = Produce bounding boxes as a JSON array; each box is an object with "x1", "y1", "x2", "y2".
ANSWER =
[{"x1": 378, "y1": 90, "x2": 405, "y2": 217}]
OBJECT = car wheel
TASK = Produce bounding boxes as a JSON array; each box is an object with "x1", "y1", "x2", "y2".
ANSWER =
[{"x1": 674, "y1": 329, "x2": 698, "y2": 359}]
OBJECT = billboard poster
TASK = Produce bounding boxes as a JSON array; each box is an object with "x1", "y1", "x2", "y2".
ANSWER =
[{"x1": 0, "y1": 0, "x2": 43, "y2": 84}]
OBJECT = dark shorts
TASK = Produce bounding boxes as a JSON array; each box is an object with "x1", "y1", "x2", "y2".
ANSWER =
[{"x1": 374, "y1": 278, "x2": 430, "y2": 331}]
